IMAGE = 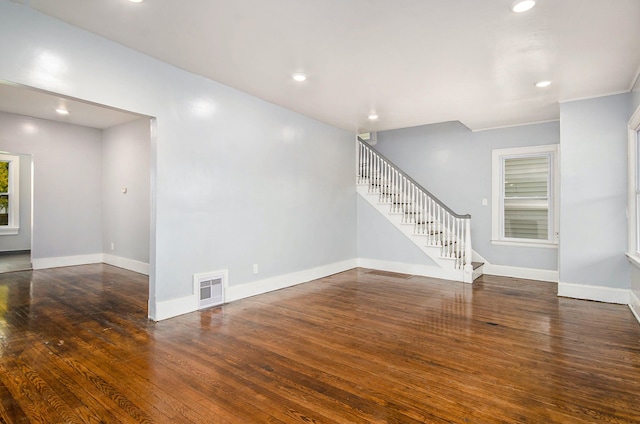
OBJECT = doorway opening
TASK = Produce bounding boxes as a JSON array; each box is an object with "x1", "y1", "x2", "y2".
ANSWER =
[{"x1": 0, "y1": 81, "x2": 155, "y2": 313}]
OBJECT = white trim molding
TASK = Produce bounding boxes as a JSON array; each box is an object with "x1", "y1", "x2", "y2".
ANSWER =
[
  {"x1": 153, "y1": 294, "x2": 196, "y2": 321},
  {"x1": 32, "y1": 254, "x2": 103, "y2": 270},
  {"x1": 226, "y1": 259, "x2": 357, "y2": 302},
  {"x1": 483, "y1": 263, "x2": 558, "y2": 282},
  {"x1": 0, "y1": 153, "x2": 20, "y2": 234},
  {"x1": 357, "y1": 258, "x2": 468, "y2": 283},
  {"x1": 627, "y1": 105, "x2": 640, "y2": 254},
  {"x1": 558, "y1": 282, "x2": 630, "y2": 305},
  {"x1": 152, "y1": 259, "x2": 357, "y2": 321},
  {"x1": 491, "y1": 144, "x2": 559, "y2": 246},
  {"x1": 630, "y1": 290, "x2": 640, "y2": 324},
  {"x1": 103, "y1": 253, "x2": 149, "y2": 275},
  {"x1": 32, "y1": 253, "x2": 151, "y2": 275}
]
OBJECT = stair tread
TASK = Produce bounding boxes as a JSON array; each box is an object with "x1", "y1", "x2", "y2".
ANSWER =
[{"x1": 472, "y1": 262, "x2": 483, "y2": 270}]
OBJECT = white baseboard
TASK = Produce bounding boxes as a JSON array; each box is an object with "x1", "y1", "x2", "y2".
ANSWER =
[
  {"x1": 483, "y1": 263, "x2": 558, "y2": 282},
  {"x1": 558, "y1": 282, "x2": 630, "y2": 305},
  {"x1": 153, "y1": 294, "x2": 198, "y2": 321},
  {"x1": 629, "y1": 290, "x2": 640, "y2": 324},
  {"x1": 225, "y1": 259, "x2": 358, "y2": 302},
  {"x1": 32, "y1": 253, "x2": 150, "y2": 275},
  {"x1": 357, "y1": 258, "x2": 466, "y2": 282},
  {"x1": 152, "y1": 259, "x2": 358, "y2": 321},
  {"x1": 32, "y1": 254, "x2": 104, "y2": 270},
  {"x1": 103, "y1": 254, "x2": 149, "y2": 275}
]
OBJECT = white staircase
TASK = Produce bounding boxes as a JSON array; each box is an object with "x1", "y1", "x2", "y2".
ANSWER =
[{"x1": 357, "y1": 138, "x2": 478, "y2": 283}]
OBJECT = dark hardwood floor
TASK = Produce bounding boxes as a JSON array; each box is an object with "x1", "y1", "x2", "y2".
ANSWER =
[{"x1": 0, "y1": 265, "x2": 639, "y2": 423}]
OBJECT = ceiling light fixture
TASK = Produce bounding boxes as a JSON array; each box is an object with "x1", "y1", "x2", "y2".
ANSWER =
[
  {"x1": 368, "y1": 114, "x2": 379, "y2": 121},
  {"x1": 511, "y1": 0, "x2": 536, "y2": 13},
  {"x1": 535, "y1": 80, "x2": 551, "y2": 88},
  {"x1": 292, "y1": 73, "x2": 307, "y2": 82},
  {"x1": 129, "y1": 0, "x2": 144, "y2": 3},
  {"x1": 55, "y1": 107, "x2": 69, "y2": 115}
]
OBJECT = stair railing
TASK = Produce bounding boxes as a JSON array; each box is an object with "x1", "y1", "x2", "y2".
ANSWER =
[{"x1": 357, "y1": 137, "x2": 472, "y2": 272}]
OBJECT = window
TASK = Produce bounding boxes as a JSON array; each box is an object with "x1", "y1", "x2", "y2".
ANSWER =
[
  {"x1": 636, "y1": 132, "x2": 640, "y2": 253},
  {"x1": 628, "y1": 106, "x2": 640, "y2": 258},
  {"x1": 0, "y1": 153, "x2": 20, "y2": 235},
  {"x1": 492, "y1": 145, "x2": 558, "y2": 247}
]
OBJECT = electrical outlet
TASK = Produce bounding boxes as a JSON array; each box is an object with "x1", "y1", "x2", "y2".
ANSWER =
[
  {"x1": 482, "y1": 198, "x2": 488, "y2": 206},
  {"x1": 110, "y1": 242, "x2": 115, "y2": 251},
  {"x1": 253, "y1": 264, "x2": 259, "y2": 274}
]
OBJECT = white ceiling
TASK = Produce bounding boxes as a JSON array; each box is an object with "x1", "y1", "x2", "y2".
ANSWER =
[
  {"x1": 9, "y1": 0, "x2": 640, "y2": 132},
  {"x1": 0, "y1": 82, "x2": 145, "y2": 129}
]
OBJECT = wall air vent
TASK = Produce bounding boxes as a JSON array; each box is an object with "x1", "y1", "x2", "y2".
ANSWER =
[{"x1": 193, "y1": 270, "x2": 226, "y2": 309}]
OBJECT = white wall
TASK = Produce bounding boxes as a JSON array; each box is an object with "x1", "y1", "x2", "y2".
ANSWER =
[
  {"x1": 0, "y1": 2, "x2": 356, "y2": 319},
  {"x1": 559, "y1": 93, "x2": 630, "y2": 293},
  {"x1": 370, "y1": 120, "x2": 560, "y2": 272},
  {"x1": 0, "y1": 111, "x2": 102, "y2": 260},
  {"x1": 102, "y1": 119, "x2": 150, "y2": 266},
  {"x1": 0, "y1": 153, "x2": 32, "y2": 252}
]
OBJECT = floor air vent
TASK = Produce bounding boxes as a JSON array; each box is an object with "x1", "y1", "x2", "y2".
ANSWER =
[{"x1": 193, "y1": 270, "x2": 226, "y2": 309}]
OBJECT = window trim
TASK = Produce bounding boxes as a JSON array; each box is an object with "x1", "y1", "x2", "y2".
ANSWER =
[
  {"x1": 0, "y1": 153, "x2": 20, "y2": 235},
  {"x1": 491, "y1": 144, "x2": 559, "y2": 248},
  {"x1": 627, "y1": 105, "x2": 640, "y2": 262}
]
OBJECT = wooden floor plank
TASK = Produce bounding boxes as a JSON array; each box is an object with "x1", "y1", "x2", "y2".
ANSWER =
[{"x1": 0, "y1": 264, "x2": 639, "y2": 423}]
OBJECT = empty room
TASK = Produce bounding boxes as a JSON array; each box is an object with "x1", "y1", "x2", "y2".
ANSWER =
[{"x1": 0, "y1": 0, "x2": 639, "y2": 422}]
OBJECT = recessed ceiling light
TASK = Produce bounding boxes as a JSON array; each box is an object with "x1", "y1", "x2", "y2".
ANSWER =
[
  {"x1": 535, "y1": 80, "x2": 551, "y2": 88},
  {"x1": 511, "y1": 0, "x2": 536, "y2": 13},
  {"x1": 129, "y1": 0, "x2": 144, "y2": 3},
  {"x1": 368, "y1": 114, "x2": 379, "y2": 121},
  {"x1": 292, "y1": 73, "x2": 307, "y2": 82},
  {"x1": 55, "y1": 108, "x2": 69, "y2": 115}
]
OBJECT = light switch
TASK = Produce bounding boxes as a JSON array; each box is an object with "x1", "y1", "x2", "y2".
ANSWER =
[{"x1": 121, "y1": 187, "x2": 127, "y2": 194}]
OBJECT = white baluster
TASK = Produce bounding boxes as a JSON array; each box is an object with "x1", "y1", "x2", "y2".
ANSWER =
[
  {"x1": 373, "y1": 151, "x2": 377, "y2": 192},
  {"x1": 456, "y1": 218, "x2": 461, "y2": 268},
  {"x1": 445, "y1": 212, "x2": 450, "y2": 258},
  {"x1": 411, "y1": 184, "x2": 418, "y2": 225},
  {"x1": 359, "y1": 141, "x2": 363, "y2": 183},
  {"x1": 379, "y1": 161, "x2": 384, "y2": 202},
  {"x1": 427, "y1": 198, "x2": 432, "y2": 244}
]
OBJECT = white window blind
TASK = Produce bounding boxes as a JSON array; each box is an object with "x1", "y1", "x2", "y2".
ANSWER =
[{"x1": 503, "y1": 155, "x2": 550, "y2": 240}]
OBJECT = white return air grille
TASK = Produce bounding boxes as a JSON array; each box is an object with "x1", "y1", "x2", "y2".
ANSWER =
[{"x1": 193, "y1": 270, "x2": 226, "y2": 309}]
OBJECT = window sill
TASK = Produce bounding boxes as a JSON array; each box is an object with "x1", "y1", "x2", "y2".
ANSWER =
[
  {"x1": 0, "y1": 227, "x2": 19, "y2": 235},
  {"x1": 491, "y1": 239, "x2": 558, "y2": 249},
  {"x1": 626, "y1": 253, "x2": 640, "y2": 270}
]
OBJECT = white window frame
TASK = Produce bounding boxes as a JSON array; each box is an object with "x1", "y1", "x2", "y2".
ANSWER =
[
  {"x1": 627, "y1": 105, "x2": 640, "y2": 265},
  {"x1": 491, "y1": 144, "x2": 559, "y2": 248},
  {"x1": 0, "y1": 153, "x2": 20, "y2": 235}
]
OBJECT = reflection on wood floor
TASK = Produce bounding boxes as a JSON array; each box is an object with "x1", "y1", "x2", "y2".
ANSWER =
[
  {"x1": 0, "y1": 252, "x2": 31, "y2": 274},
  {"x1": 0, "y1": 264, "x2": 639, "y2": 423}
]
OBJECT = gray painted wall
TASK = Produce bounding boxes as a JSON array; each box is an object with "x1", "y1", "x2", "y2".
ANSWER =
[
  {"x1": 0, "y1": 2, "x2": 356, "y2": 316},
  {"x1": 0, "y1": 112, "x2": 103, "y2": 259},
  {"x1": 357, "y1": 195, "x2": 436, "y2": 266},
  {"x1": 559, "y1": 93, "x2": 630, "y2": 289},
  {"x1": 0, "y1": 153, "x2": 32, "y2": 252},
  {"x1": 102, "y1": 119, "x2": 151, "y2": 264},
  {"x1": 371, "y1": 120, "x2": 560, "y2": 270}
]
